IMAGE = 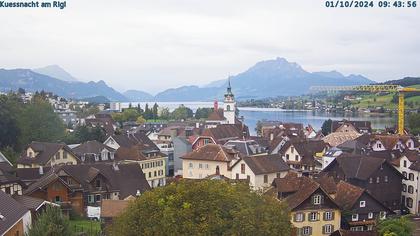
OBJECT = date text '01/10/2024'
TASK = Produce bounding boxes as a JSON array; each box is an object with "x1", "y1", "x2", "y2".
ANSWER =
[{"x1": 325, "y1": 0, "x2": 417, "y2": 8}]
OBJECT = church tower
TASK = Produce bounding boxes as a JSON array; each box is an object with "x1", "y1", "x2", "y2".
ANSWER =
[{"x1": 223, "y1": 78, "x2": 236, "y2": 124}]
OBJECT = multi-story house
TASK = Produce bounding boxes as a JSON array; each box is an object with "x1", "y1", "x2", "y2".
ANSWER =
[
  {"x1": 230, "y1": 154, "x2": 289, "y2": 190},
  {"x1": 396, "y1": 150, "x2": 420, "y2": 214},
  {"x1": 331, "y1": 120, "x2": 372, "y2": 134},
  {"x1": 322, "y1": 154, "x2": 404, "y2": 211},
  {"x1": 0, "y1": 151, "x2": 25, "y2": 195},
  {"x1": 23, "y1": 163, "x2": 150, "y2": 216},
  {"x1": 181, "y1": 144, "x2": 241, "y2": 179},
  {"x1": 271, "y1": 174, "x2": 341, "y2": 236},
  {"x1": 334, "y1": 181, "x2": 393, "y2": 232},
  {"x1": 0, "y1": 191, "x2": 32, "y2": 236},
  {"x1": 275, "y1": 139, "x2": 327, "y2": 173},
  {"x1": 172, "y1": 136, "x2": 192, "y2": 176},
  {"x1": 368, "y1": 135, "x2": 417, "y2": 152},
  {"x1": 16, "y1": 142, "x2": 79, "y2": 168},
  {"x1": 104, "y1": 132, "x2": 167, "y2": 188},
  {"x1": 71, "y1": 140, "x2": 116, "y2": 163}
]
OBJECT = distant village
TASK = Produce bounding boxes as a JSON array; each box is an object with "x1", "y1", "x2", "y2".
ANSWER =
[{"x1": 0, "y1": 82, "x2": 419, "y2": 236}]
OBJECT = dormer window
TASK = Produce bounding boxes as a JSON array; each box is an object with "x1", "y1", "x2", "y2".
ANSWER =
[
  {"x1": 313, "y1": 195, "x2": 322, "y2": 205},
  {"x1": 360, "y1": 201, "x2": 366, "y2": 208},
  {"x1": 377, "y1": 143, "x2": 382, "y2": 149},
  {"x1": 95, "y1": 179, "x2": 101, "y2": 188}
]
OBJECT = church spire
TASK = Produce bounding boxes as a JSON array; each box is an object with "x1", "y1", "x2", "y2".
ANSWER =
[{"x1": 225, "y1": 77, "x2": 233, "y2": 96}]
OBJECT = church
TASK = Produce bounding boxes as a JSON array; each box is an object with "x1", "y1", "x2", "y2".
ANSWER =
[{"x1": 205, "y1": 79, "x2": 240, "y2": 128}]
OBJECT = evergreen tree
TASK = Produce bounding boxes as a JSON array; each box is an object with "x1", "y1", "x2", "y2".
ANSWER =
[
  {"x1": 321, "y1": 119, "x2": 332, "y2": 135},
  {"x1": 27, "y1": 206, "x2": 73, "y2": 236}
]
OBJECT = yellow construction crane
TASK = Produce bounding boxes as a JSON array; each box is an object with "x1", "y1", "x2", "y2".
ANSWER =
[{"x1": 310, "y1": 85, "x2": 420, "y2": 135}]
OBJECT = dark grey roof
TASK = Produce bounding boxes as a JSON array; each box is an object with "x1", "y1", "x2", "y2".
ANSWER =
[
  {"x1": 17, "y1": 142, "x2": 78, "y2": 166},
  {"x1": 242, "y1": 154, "x2": 289, "y2": 175},
  {"x1": 12, "y1": 195, "x2": 49, "y2": 211},
  {"x1": 72, "y1": 140, "x2": 115, "y2": 156},
  {"x1": 0, "y1": 190, "x2": 29, "y2": 235}
]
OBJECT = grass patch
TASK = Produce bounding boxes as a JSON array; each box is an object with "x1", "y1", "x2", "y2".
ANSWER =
[{"x1": 69, "y1": 219, "x2": 101, "y2": 235}]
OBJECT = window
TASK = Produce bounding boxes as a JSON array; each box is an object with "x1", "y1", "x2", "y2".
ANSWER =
[
  {"x1": 408, "y1": 185, "x2": 414, "y2": 194},
  {"x1": 368, "y1": 212, "x2": 374, "y2": 219},
  {"x1": 324, "y1": 211, "x2": 333, "y2": 221},
  {"x1": 309, "y1": 212, "x2": 318, "y2": 221},
  {"x1": 189, "y1": 162, "x2": 193, "y2": 169},
  {"x1": 294, "y1": 213, "x2": 304, "y2": 222},
  {"x1": 351, "y1": 214, "x2": 358, "y2": 221},
  {"x1": 205, "y1": 164, "x2": 209, "y2": 169},
  {"x1": 295, "y1": 155, "x2": 299, "y2": 161},
  {"x1": 286, "y1": 154, "x2": 289, "y2": 160},
  {"x1": 148, "y1": 172, "x2": 151, "y2": 178},
  {"x1": 63, "y1": 152, "x2": 67, "y2": 159},
  {"x1": 241, "y1": 164, "x2": 245, "y2": 174},
  {"x1": 302, "y1": 226, "x2": 312, "y2": 236},
  {"x1": 247, "y1": 175, "x2": 250, "y2": 181},
  {"x1": 350, "y1": 226, "x2": 364, "y2": 231},
  {"x1": 407, "y1": 197, "x2": 413, "y2": 208},
  {"x1": 377, "y1": 143, "x2": 382, "y2": 149},
  {"x1": 404, "y1": 160, "x2": 407, "y2": 167},
  {"x1": 226, "y1": 105, "x2": 231, "y2": 111},
  {"x1": 95, "y1": 179, "x2": 101, "y2": 188},
  {"x1": 95, "y1": 194, "x2": 101, "y2": 202},
  {"x1": 264, "y1": 175, "x2": 268, "y2": 183},
  {"x1": 88, "y1": 195, "x2": 94, "y2": 203},
  {"x1": 276, "y1": 172, "x2": 281, "y2": 178},
  {"x1": 376, "y1": 177, "x2": 380, "y2": 183},
  {"x1": 403, "y1": 171, "x2": 407, "y2": 178},
  {"x1": 323, "y1": 224, "x2": 333, "y2": 234},
  {"x1": 379, "y1": 211, "x2": 387, "y2": 220},
  {"x1": 154, "y1": 171, "x2": 157, "y2": 177},
  {"x1": 409, "y1": 173, "x2": 414, "y2": 181},
  {"x1": 204, "y1": 139, "x2": 210, "y2": 145},
  {"x1": 369, "y1": 177, "x2": 373, "y2": 183},
  {"x1": 236, "y1": 173, "x2": 239, "y2": 179},
  {"x1": 360, "y1": 201, "x2": 366, "y2": 208},
  {"x1": 291, "y1": 147, "x2": 294, "y2": 153},
  {"x1": 313, "y1": 195, "x2": 322, "y2": 205},
  {"x1": 199, "y1": 163, "x2": 203, "y2": 169},
  {"x1": 55, "y1": 196, "x2": 61, "y2": 203},
  {"x1": 55, "y1": 153, "x2": 60, "y2": 160},
  {"x1": 384, "y1": 176, "x2": 388, "y2": 183}
]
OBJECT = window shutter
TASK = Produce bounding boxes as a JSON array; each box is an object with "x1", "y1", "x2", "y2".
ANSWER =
[
  {"x1": 309, "y1": 227, "x2": 312, "y2": 235},
  {"x1": 322, "y1": 225, "x2": 325, "y2": 234},
  {"x1": 321, "y1": 195, "x2": 325, "y2": 204},
  {"x1": 331, "y1": 225, "x2": 335, "y2": 232},
  {"x1": 323, "y1": 212, "x2": 326, "y2": 221},
  {"x1": 317, "y1": 212, "x2": 320, "y2": 221},
  {"x1": 332, "y1": 211, "x2": 335, "y2": 220},
  {"x1": 311, "y1": 195, "x2": 315, "y2": 204},
  {"x1": 302, "y1": 212, "x2": 306, "y2": 221},
  {"x1": 293, "y1": 213, "x2": 297, "y2": 222}
]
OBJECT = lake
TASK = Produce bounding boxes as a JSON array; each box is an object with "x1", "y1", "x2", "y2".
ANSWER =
[{"x1": 122, "y1": 102, "x2": 397, "y2": 135}]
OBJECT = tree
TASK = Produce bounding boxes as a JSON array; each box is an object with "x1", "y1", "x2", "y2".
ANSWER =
[
  {"x1": 136, "y1": 116, "x2": 146, "y2": 125},
  {"x1": 159, "y1": 107, "x2": 171, "y2": 120},
  {"x1": 194, "y1": 107, "x2": 212, "y2": 119},
  {"x1": 0, "y1": 94, "x2": 21, "y2": 150},
  {"x1": 152, "y1": 103, "x2": 159, "y2": 120},
  {"x1": 377, "y1": 216, "x2": 414, "y2": 236},
  {"x1": 407, "y1": 113, "x2": 420, "y2": 135},
  {"x1": 109, "y1": 180, "x2": 291, "y2": 236},
  {"x1": 18, "y1": 97, "x2": 66, "y2": 147},
  {"x1": 171, "y1": 105, "x2": 193, "y2": 120},
  {"x1": 321, "y1": 119, "x2": 333, "y2": 135},
  {"x1": 0, "y1": 146, "x2": 19, "y2": 165},
  {"x1": 27, "y1": 205, "x2": 73, "y2": 236},
  {"x1": 64, "y1": 126, "x2": 107, "y2": 144}
]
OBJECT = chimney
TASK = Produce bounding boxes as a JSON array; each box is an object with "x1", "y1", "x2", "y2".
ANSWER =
[
  {"x1": 112, "y1": 162, "x2": 119, "y2": 171},
  {"x1": 214, "y1": 100, "x2": 218, "y2": 111},
  {"x1": 196, "y1": 122, "x2": 200, "y2": 129},
  {"x1": 39, "y1": 166, "x2": 44, "y2": 175}
]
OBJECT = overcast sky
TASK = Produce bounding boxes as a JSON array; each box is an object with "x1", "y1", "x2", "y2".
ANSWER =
[{"x1": 1, "y1": 0, "x2": 419, "y2": 94}]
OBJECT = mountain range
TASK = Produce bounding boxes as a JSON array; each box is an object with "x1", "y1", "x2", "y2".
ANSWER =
[{"x1": 0, "y1": 58, "x2": 375, "y2": 102}]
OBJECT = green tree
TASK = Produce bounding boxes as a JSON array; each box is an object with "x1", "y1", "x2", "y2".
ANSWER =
[
  {"x1": 109, "y1": 180, "x2": 291, "y2": 236},
  {"x1": 377, "y1": 216, "x2": 414, "y2": 236},
  {"x1": 152, "y1": 103, "x2": 159, "y2": 120},
  {"x1": 27, "y1": 205, "x2": 73, "y2": 236},
  {"x1": 0, "y1": 94, "x2": 21, "y2": 150},
  {"x1": 159, "y1": 107, "x2": 171, "y2": 120},
  {"x1": 18, "y1": 97, "x2": 66, "y2": 147},
  {"x1": 171, "y1": 105, "x2": 193, "y2": 120},
  {"x1": 136, "y1": 116, "x2": 146, "y2": 125},
  {"x1": 0, "y1": 146, "x2": 19, "y2": 165},
  {"x1": 194, "y1": 107, "x2": 212, "y2": 119},
  {"x1": 64, "y1": 126, "x2": 107, "y2": 144},
  {"x1": 407, "y1": 113, "x2": 420, "y2": 135},
  {"x1": 321, "y1": 119, "x2": 333, "y2": 136}
]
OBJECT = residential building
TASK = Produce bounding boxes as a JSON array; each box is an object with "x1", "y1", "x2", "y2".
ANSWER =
[
  {"x1": 1, "y1": 152, "x2": 24, "y2": 195},
  {"x1": 230, "y1": 154, "x2": 289, "y2": 190},
  {"x1": 331, "y1": 120, "x2": 372, "y2": 134},
  {"x1": 115, "y1": 145, "x2": 166, "y2": 188},
  {"x1": 0, "y1": 190, "x2": 32, "y2": 236},
  {"x1": 322, "y1": 154, "x2": 403, "y2": 211},
  {"x1": 71, "y1": 140, "x2": 116, "y2": 163},
  {"x1": 172, "y1": 136, "x2": 192, "y2": 176},
  {"x1": 201, "y1": 124, "x2": 249, "y2": 145},
  {"x1": 396, "y1": 150, "x2": 420, "y2": 214},
  {"x1": 367, "y1": 135, "x2": 417, "y2": 152},
  {"x1": 16, "y1": 142, "x2": 79, "y2": 168},
  {"x1": 12, "y1": 195, "x2": 58, "y2": 222},
  {"x1": 191, "y1": 136, "x2": 216, "y2": 150},
  {"x1": 271, "y1": 174, "x2": 341, "y2": 236},
  {"x1": 322, "y1": 131, "x2": 361, "y2": 148},
  {"x1": 23, "y1": 163, "x2": 150, "y2": 216},
  {"x1": 334, "y1": 181, "x2": 393, "y2": 231},
  {"x1": 181, "y1": 144, "x2": 241, "y2": 179}
]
